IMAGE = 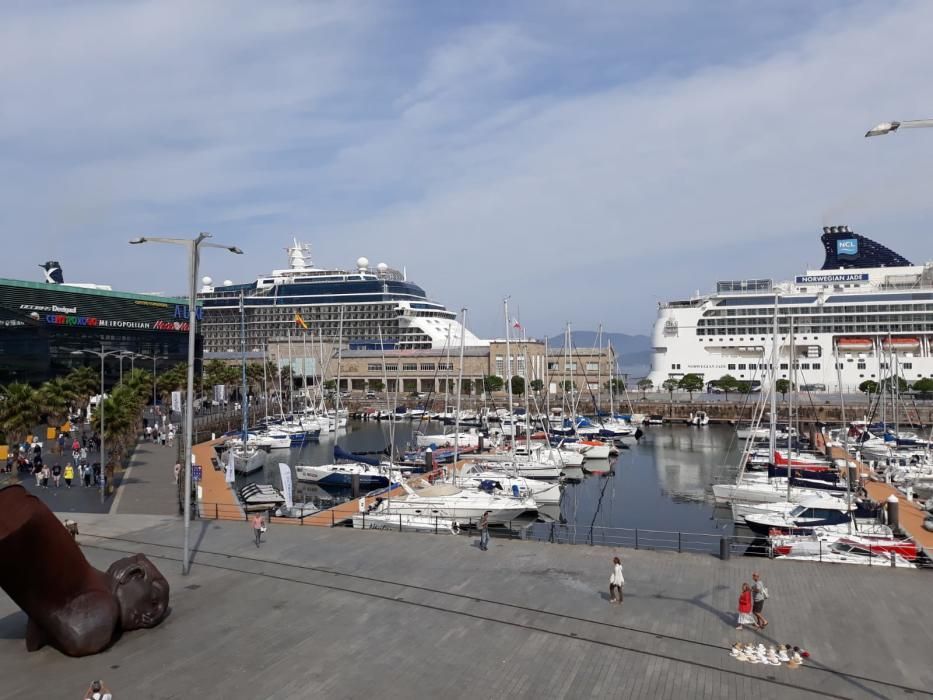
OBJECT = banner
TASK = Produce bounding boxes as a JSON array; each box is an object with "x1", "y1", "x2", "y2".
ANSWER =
[
  {"x1": 278, "y1": 463, "x2": 293, "y2": 509},
  {"x1": 213, "y1": 384, "x2": 225, "y2": 402},
  {"x1": 225, "y1": 450, "x2": 235, "y2": 484},
  {"x1": 171, "y1": 391, "x2": 182, "y2": 413}
]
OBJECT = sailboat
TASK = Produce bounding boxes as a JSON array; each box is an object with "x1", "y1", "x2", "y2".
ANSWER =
[{"x1": 230, "y1": 292, "x2": 266, "y2": 475}]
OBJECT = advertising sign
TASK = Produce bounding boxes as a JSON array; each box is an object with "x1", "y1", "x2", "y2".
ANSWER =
[
  {"x1": 171, "y1": 391, "x2": 182, "y2": 413},
  {"x1": 836, "y1": 238, "x2": 859, "y2": 256},
  {"x1": 213, "y1": 384, "x2": 226, "y2": 402},
  {"x1": 278, "y1": 463, "x2": 293, "y2": 509},
  {"x1": 794, "y1": 273, "x2": 869, "y2": 284}
]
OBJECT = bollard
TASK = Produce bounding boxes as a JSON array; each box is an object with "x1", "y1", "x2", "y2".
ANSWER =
[
  {"x1": 478, "y1": 434, "x2": 485, "y2": 453},
  {"x1": 351, "y1": 473, "x2": 360, "y2": 499},
  {"x1": 887, "y1": 494, "x2": 900, "y2": 533},
  {"x1": 847, "y1": 465, "x2": 858, "y2": 488},
  {"x1": 720, "y1": 536, "x2": 731, "y2": 560},
  {"x1": 424, "y1": 448, "x2": 433, "y2": 472},
  {"x1": 891, "y1": 551, "x2": 897, "y2": 568}
]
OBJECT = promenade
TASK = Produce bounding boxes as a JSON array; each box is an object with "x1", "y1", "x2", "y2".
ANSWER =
[{"x1": 1, "y1": 514, "x2": 930, "y2": 699}]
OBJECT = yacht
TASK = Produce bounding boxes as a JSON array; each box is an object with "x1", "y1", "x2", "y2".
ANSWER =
[
  {"x1": 367, "y1": 482, "x2": 535, "y2": 523},
  {"x1": 649, "y1": 227, "x2": 928, "y2": 393},
  {"x1": 198, "y1": 240, "x2": 487, "y2": 353}
]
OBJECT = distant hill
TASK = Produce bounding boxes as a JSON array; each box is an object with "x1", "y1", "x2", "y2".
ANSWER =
[
  {"x1": 546, "y1": 331, "x2": 650, "y2": 356},
  {"x1": 547, "y1": 331, "x2": 652, "y2": 379}
]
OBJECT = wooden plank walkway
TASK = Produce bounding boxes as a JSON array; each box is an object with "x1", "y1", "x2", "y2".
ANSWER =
[
  {"x1": 192, "y1": 439, "x2": 243, "y2": 520},
  {"x1": 863, "y1": 480, "x2": 933, "y2": 553}
]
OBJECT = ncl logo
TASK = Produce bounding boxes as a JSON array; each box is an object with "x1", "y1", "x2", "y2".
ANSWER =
[{"x1": 837, "y1": 239, "x2": 858, "y2": 256}]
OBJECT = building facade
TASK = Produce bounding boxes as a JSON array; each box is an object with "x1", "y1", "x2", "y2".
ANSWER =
[{"x1": 0, "y1": 277, "x2": 200, "y2": 387}]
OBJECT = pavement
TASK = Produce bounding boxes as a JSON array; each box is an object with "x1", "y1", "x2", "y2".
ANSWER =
[{"x1": 1, "y1": 515, "x2": 931, "y2": 700}]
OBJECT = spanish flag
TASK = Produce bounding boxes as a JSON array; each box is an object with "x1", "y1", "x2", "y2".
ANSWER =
[{"x1": 295, "y1": 313, "x2": 308, "y2": 330}]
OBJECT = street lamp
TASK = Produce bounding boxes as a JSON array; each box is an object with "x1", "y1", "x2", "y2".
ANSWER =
[
  {"x1": 134, "y1": 353, "x2": 168, "y2": 409},
  {"x1": 130, "y1": 232, "x2": 243, "y2": 575},
  {"x1": 865, "y1": 118, "x2": 933, "y2": 137},
  {"x1": 117, "y1": 350, "x2": 136, "y2": 380},
  {"x1": 71, "y1": 345, "x2": 127, "y2": 504}
]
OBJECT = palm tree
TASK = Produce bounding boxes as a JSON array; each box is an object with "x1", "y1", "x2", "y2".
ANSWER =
[
  {"x1": 36, "y1": 377, "x2": 76, "y2": 428},
  {"x1": 0, "y1": 383, "x2": 40, "y2": 446},
  {"x1": 65, "y1": 366, "x2": 99, "y2": 407}
]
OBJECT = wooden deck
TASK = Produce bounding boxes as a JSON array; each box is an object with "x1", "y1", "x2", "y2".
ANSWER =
[
  {"x1": 192, "y1": 439, "x2": 243, "y2": 520},
  {"x1": 863, "y1": 480, "x2": 933, "y2": 553}
]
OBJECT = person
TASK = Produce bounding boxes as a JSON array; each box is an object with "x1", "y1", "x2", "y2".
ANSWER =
[
  {"x1": 51, "y1": 464, "x2": 62, "y2": 488},
  {"x1": 72, "y1": 438, "x2": 80, "y2": 454},
  {"x1": 479, "y1": 511, "x2": 490, "y2": 551},
  {"x1": 64, "y1": 464, "x2": 74, "y2": 488},
  {"x1": 57, "y1": 433, "x2": 66, "y2": 455},
  {"x1": 145, "y1": 425, "x2": 152, "y2": 442},
  {"x1": 167, "y1": 429, "x2": 175, "y2": 447},
  {"x1": 609, "y1": 556, "x2": 624, "y2": 604},
  {"x1": 80, "y1": 446, "x2": 88, "y2": 464},
  {"x1": 84, "y1": 679, "x2": 113, "y2": 700},
  {"x1": 737, "y1": 582, "x2": 756, "y2": 630},
  {"x1": 751, "y1": 572, "x2": 769, "y2": 629},
  {"x1": 41, "y1": 465, "x2": 51, "y2": 489},
  {"x1": 33, "y1": 460, "x2": 42, "y2": 487},
  {"x1": 251, "y1": 513, "x2": 265, "y2": 548},
  {"x1": 174, "y1": 462, "x2": 181, "y2": 484},
  {"x1": 84, "y1": 463, "x2": 93, "y2": 487},
  {"x1": 160, "y1": 430, "x2": 166, "y2": 446}
]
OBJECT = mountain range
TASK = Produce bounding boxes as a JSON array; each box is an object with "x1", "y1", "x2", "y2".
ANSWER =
[{"x1": 546, "y1": 331, "x2": 651, "y2": 376}]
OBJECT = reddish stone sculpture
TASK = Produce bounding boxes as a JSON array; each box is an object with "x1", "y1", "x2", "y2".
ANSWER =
[{"x1": 0, "y1": 485, "x2": 170, "y2": 656}]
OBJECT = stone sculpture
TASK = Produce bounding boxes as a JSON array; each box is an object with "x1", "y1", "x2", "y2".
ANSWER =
[{"x1": 0, "y1": 485, "x2": 170, "y2": 656}]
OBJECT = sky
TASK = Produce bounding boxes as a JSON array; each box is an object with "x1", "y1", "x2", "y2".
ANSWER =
[{"x1": 2, "y1": 0, "x2": 933, "y2": 340}]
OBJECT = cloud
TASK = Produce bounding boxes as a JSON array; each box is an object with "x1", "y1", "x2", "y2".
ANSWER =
[{"x1": 1, "y1": 1, "x2": 931, "y2": 339}]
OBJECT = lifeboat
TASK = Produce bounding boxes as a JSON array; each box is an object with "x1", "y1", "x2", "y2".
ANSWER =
[
  {"x1": 881, "y1": 337, "x2": 920, "y2": 352},
  {"x1": 836, "y1": 338, "x2": 873, "y2": 352}
]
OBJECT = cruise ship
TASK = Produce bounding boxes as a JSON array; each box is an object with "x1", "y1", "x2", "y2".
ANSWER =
[
  {"x1": 648, "y1": 227, "x2": 930, "y2": 393},
  {"x1": 198, "y1": 241, "x2": 486, "y2": 353}
]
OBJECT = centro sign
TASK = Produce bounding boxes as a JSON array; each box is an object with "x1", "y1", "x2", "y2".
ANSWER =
[
  {"x1": 836, "y1": 239, "x2": 858, "y2": 256},
  {"x1": 173, "y1": 304, "x2": 203, "y2": 321}
]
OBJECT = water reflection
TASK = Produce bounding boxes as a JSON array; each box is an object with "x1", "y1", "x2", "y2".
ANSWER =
[{"x1": 234, "y1": 420, "x2": 738, "y2": 537}]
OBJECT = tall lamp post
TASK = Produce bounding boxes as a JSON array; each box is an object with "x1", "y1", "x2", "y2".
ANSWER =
[
  {"x1": 130, "y1": 233, "x2": 243, "y2": 575},
  {"x1": 135, "y1": 353, "x2": 168, "y2": 409},
  {"x1": 865, "y1": 118, "x2": 933, "y2": 137},
  {"x1": 71, "y1": 345, "x2": 128, "y2": 504}
]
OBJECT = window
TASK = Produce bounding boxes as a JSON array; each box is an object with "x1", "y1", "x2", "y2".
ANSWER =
[
  {"x1": 420, "y1": 363, "x2": 435, "y2": 371},
  {"x1": 813, "y1": 363, "x2": 820, "y2": 370},
  {"x1": 738, "y1": 364, "x2": 746, "y2": 370},
  {"x1": 727, "y1": 364, "x2": 736, "y2": 370},
  {"x1": 857, "y1": 361, "x2": 866, "y2": 370},
  {"x1": 801, "y1": 363, "x2": 810, "y2": 370},
  {"x1": 586, "y1": 362, "x2": 599, "y2": 371},
  {"x1": 780, "y1": 363, "x2": 788, "y2": 370},
  {"x1": 385, "y1": 364, "x2": 398, "y2": 371},
  {"x1": 903, "y1": 362, "x2": 913, "y2": 370},
  {"x1": 367, "y1": 363, "x2": 381, "y2": 372},
  {"x1": 566, "y1": 363, "x2": 578, "y2": 371}
]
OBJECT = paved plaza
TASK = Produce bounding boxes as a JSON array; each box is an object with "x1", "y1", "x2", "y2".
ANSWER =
[{"x1": 1, "y1": 508, "x2": 931, "y2": 699}]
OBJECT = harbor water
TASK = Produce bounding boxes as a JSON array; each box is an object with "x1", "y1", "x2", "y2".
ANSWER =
[{"x1": 237, "y1": 421, "x2": 744, "y2": 538}]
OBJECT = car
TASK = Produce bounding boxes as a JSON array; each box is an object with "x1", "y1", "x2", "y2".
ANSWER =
[{"x1": 365, "y1": 391, "x2": 377, "y2": 399}]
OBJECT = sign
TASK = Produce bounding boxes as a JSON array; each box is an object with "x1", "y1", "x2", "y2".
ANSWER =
[
  {"x1": 278, "y1": 463, "x2": 293, "y2": 509},
  {"x1": 213, "y1": 384, "x2": 226, "y2": 402},
  {"x1": 225, "y1": 451, "x2": 235, "y2": 483},
  {"x1": 836, "y1": 238, "x2": 859, "y2": 256},
  {"x1": 171, "y1": 391, "x2": 182, "y2": 413},
  {"x1": 173, "y1": 304, "x2": 204, "y2": 321},
  {"x1": 795, "y1": 273, "x2": 869, "y2": 284},
  {"x1": 192, "y1": 465, "x2": 203, "y2": 482}
]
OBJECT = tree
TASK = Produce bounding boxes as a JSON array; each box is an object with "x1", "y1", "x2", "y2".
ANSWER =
[
  {"x1": 662, "y1": 378, "x2": 679, "y2": 400},
  {"x1": 530, "y1": 379, "x2": 544, "y2": 394},
  {"x1": 0, "y1": 383, "x2": 40, "y2": 446},
  {"x1": 483, "y1": 375, "x2": 504, "y2": 393},
  {"x1": 636, "y1": 378, "x2": 653, "y2": 399},
  {"x1": 561, "y1": 380, "x2": 574, "y2": 394},
  {"x1": 65, "y1": 366, "x2": 99, "y2": 409},
  {"x1": 775, "y1": 379, "x2": 791, "y2": 400},
  {"x1": 323, "y1": 379, "x2": 337, "y2": 392},
  {"x1": 736, "y1": 381, "x2": 752, "y2": 394},
  {"x1": 510, "y1": 375, "x2": 525, "y2": 396},
  {"x1": 368, "y1": 379, "x2": 385, "y2": 393},
  {"x1": 678, "y1": 373, "x2": 704, "y2": 401},
  {"x1": 716, "y1": 374, "x2": 738, "y2": 399},
  {"x1": 604, "y1": 378, "x2": 625, "y2": 393},
  {"x1": 858, "y1": 379, "x2": 879, "y2": 396},
  {"x1": 880, "y1": 375, "x2": 909, "y2": 393},
  {"x1": 36, "y1": 377, "x2": 76, "y2": 426},
  {"x1": 911, "y1": 377, "x2": 933, "y2": 395}
]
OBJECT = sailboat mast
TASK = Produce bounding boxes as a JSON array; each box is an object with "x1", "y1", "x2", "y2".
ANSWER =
[
  {"x1": 240, "y1": 291, "x2": 248, "y2": 439},
  {"x1": 504, "y1": 298, "x2": 516, "y2": 459},
  {"x1": 443, "y1": 322, "x2": 452, "y2": 417},
  {"x1": 786, "y1": 315, "x2": 795, "y2": 501},
  {"x1": 769, "y1": 295, "x2": 778, "y2": 462},
  {"x1": 287, "y1": 330, "x2": 294, "y2": 415},
  {"x1": 596, "y1": 324, "x2": 603, "y2": 417},
  {"x1": 336, "y1": 306, "x2": 344, "y2": 418},
  {"x1": 453, "y1": 309, "x2": 467, "y2": 468},
  {"x1": 262, "y1": 342, "x2": 269, "y2": 420}
]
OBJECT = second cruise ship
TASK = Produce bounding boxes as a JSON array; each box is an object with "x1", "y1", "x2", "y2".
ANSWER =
[
  {"x1": 648, "y1": 227, "x2": 930, "y2": 393},
  {"x1": 198, "y1": 241, "x2": 485, "y2": 354}
]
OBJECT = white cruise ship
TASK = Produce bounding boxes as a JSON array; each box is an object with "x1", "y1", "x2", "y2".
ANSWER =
[
  {"x1": 198, "y1": 241, "x2": 486, "y2": 353},
  {"x1": 648, "y1": 227, "x2": 929, "y2": 393}
]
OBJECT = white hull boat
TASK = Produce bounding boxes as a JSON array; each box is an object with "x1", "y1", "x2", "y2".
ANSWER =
[
  {"x1": 352, "y1": 512, "x2": 459, "y2": 534},
  {"x1": 375, "y1": 483, "x2": 535, "y2": 523}
]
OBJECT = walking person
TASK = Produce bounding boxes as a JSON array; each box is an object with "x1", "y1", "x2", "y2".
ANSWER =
[
  {"x1": 174, "y1": 462, "x2": 181, "y2": 484},
  {"x1": 251, "y1": 512, "x2": 266, "y2": 548},
  {"x1": 751, "y1": 572, "x2": 769, "y2": 629},
  {"x1": 51, "y1": 463, "x2": 62, "y2": 488},
  {"x1": 609, "y1": 556, "x2": 625, "y2": 605},
  {"x1": 479, "y1": 511, "x2": 490, "y2": 551},
  {"x1": 736, "y1": 582, "x2": 756, "y2": 630},
  {"x1": 40, "y1": 465, "x2": 50, "y2": 489},
  {"x1": 145, "y1": 425, "x2": 152, "y2": 442},
  {"x1": 84, "y1": 463, "x2": 93, "y2": 487},
  {"x1": 64, "y1": 463, "x2": 74, "y2": 488},
  {"x1": 33, "y1": 460, "x2": 42, "y2": 487}
]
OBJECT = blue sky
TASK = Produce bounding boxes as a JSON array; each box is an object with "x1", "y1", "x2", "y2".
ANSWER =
[{"x1": 2, "y1": 1, "x2": 932, "y2": 339}]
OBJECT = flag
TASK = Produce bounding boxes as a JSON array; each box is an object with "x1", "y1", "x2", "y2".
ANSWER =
[
  {"x1": 278, "y1": 463, "x2": 293, "y2": 509},
  {"x1": 295, "y1": 313, "x2": 308, "y2": 329},
  {"x1": 512, "y1": 319, "x2": 522, "y2": 330}
]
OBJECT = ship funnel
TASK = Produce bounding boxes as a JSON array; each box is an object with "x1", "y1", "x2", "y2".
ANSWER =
[{"x1": 39, "y1": 261, "x2": 64, "y2": 284}]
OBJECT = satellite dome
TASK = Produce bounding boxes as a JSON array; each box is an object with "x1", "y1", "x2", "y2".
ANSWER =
[
  {"x1": 223, "y1": 279, "x2": 233, "y2": 286},
  {"x1": 376, "y1": 262, "x2": 388, "y2": 272},
  {"x1": 356, "y1": 256, "x2": 370, "y2": 269},
  {"x1": 201, "y1": 276, "x2": 213, "y2": 285}
]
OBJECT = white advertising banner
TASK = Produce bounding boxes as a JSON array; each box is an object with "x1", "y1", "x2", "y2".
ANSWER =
[
  {"x1": 225, "y1": 450, "x2": 236, "y2": 484},
  {"x1": 171, "y1": 391, "x2": 182, "y2": 413},
  {"x1": 278, "y1": 463, "x2": 293, "y2": 509},
  {"x1": 213, "y1": 384, "x2": 225, "y2": 402}
]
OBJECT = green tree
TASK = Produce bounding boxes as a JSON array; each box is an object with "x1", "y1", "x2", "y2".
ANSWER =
[
  {"x1": 911, "y1": 377, "x2": 933, "y2": 395},
  {"x1": 858, "y1": 379, "x2": 879, "y2": 396},
  {"x1": 636, "y1": 378, "x2": 653, "y2": 399},
  {"x1": 0, "y1": 383, "x2": 40, "y2": 446},
  {"x1": 65, "y1": 366, "x2": 99, "y2": 409},
  {"x1": 775, "y1": 379, "x2": 791, "y2": 400},
  {"x1": 716, "y1": 374, "x2": 738, "y2": 399},
  {"x1": 36, "y1": 377, "x2": 76, "y2": 427},
  {"x1": 483, "y1": 375, "x2": 504, "y2": 393},
  {"x1": 530, "y1": 379, "x2": 544, "y2": 394},
  {"x1": 323, "y1": 379, "x2": 337, "y2": 392},
  {"x1": 604, "y1": 378, "x2": 625, "y2": 393},
  {"x1": 880, "y1": 375, "x2": 909, "y2": 393},
  {"x1": 662, "y1": 378, "x2": 679, "y2": 400},
  {"x1": 561, "y1": 380, "x2": 574, "y2": 393},
  {"x1": 510, "y1": 375, "x2": 525, "y2": 396},
  {"x1": 678, "y1": 373, "x2": 704, "y2": 401},
  {"x1": 368, "y1": 379, "x2": 385, "y2": 393},
  {"x1": 736, "y1": 381, "x2": 752, "y2": 394}
]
